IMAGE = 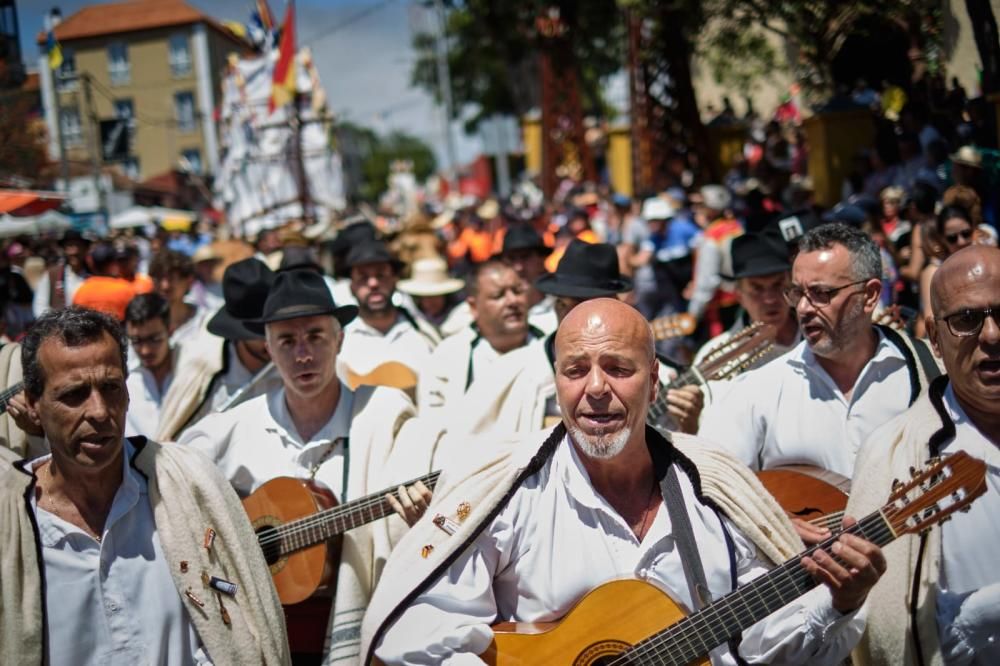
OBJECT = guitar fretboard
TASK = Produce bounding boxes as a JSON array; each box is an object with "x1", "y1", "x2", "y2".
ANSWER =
[
  {"x1": 263, "y1": 470, "x2": 442, "y2": 558},
  {"x1": 0, "y1": 381, "x2": 24, "y2": 416},
  {"x1": 618, "y1": 511, "x2": 893, "y2": 665}
]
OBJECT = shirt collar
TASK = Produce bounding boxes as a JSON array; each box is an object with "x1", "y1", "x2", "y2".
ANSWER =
[
  {"x1": 266, "y1": 382, "x2": 354, "y2": 447},
  {"x1": 791, "y1": 326, "x2": 899, "y2": 370},
  {"x1": 556, "y1": 434, "x2": 623, "y2": 515}
]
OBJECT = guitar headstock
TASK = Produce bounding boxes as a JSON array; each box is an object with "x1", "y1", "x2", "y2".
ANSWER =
[
  {"x1": 872, "y1": 305, "x2": 912, "y2": 333},
  {"x1": 698, "y1": 322, "x2": 777, "y2": 382},
  {"x1": 649, "y1": 312, "x2": 697, "y2": 341},
  {"x1": 883, "y1": 451, "x2": 987, "y2": 537}
]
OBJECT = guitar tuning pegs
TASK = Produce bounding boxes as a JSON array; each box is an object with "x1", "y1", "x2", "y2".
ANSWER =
[
  {"x1": 909, "y1": 466, "x2": 918, "y2": 477},
  {"x1": 959, "y1": 505, "x2": 973, "y2": 513},
  {"x1": 892, "y1": 478, "x2": 903, "y2": 491}
]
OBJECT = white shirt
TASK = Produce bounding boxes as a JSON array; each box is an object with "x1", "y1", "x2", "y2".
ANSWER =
[
  {"x1": 699, "y1": 331, "x2": 911, "y2": 477},
  {"x1": 32, "y1": 265, "x2": 87, "y2": 317},
  {"x1": 124, "y1": 350, "x2": 176, "y2": 439},
  {"x1": 171, "y1": 306, "x2": 210, "y2": 348},
  {"x1": 339, "y1": 310, "x2": 436, "y2": 384},
  {"x1": 28, "y1": 441, "x2": 205, "y2": 665},
  {"x1": 934, "y1": 384, "x2": 1000, "y2": 665},
  {"x1": 527, "y1": 295, "x2": 558, "y2": 335},
  {"x1": 376, "y1": 436, "x2": 862, "y2": 665},
  {"x1": 179, "y1": 384, "x2": 354, "y2": 498}
]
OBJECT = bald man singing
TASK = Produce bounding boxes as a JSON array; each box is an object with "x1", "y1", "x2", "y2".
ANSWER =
[
  {"x1": 361, "y1": 298, "x2": 885, "y2": 665},
  {"x1": 846, "y1": 245, "x2": 1000, "y2": 666}
]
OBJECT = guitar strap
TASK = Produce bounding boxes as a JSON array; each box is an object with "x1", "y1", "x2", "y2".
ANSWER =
[{"x1": 662, "y1": 465, "x2": 750, "y2": 665}]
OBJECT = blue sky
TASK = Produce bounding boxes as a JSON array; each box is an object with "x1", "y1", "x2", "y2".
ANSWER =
[{"x1": 17, "y1": 0, "x2": 483, "y2": 166}]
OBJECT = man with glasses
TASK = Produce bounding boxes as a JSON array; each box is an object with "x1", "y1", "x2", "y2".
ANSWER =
[
  {"x1": 700, "y1": 223, "x2": 938, "y2": 478},
  {"x1": 845, "y1": 245, "x2": 1000, "y2": 665},
  {"x1": 123, "y1": 293, "x2": 176, "y2": 439}
]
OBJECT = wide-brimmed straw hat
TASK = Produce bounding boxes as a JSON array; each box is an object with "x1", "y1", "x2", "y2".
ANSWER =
[{"x1": 397, "y1": 257, "x2": 464, "y2": 297}]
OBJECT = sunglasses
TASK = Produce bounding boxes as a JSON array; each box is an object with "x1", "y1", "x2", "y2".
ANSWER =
[
  {"x1": 939, "y1": 306, "x2": 1000, "y2": 337},
  {"x1": 945, "y1": 228, "x2": 974, "y2": 244}
]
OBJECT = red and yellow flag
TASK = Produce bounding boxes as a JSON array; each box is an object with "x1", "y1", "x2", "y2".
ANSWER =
[{"x1": 268, "y1": 1, "x2": 297, "y2": 114}]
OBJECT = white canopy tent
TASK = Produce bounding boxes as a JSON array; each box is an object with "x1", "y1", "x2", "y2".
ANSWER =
[
  {"x1": 109, "y1": 206, "x2": 197, "y2": 230},
  {"x1": 0, "y1": 209, "x2": 73, "y2": 238}
]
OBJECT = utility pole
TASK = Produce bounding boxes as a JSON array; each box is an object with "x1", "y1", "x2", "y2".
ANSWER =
[
  {"x1": 291, "y1": 91, "x2": 314, "y2": 224},
  {"x1": 433, "y1": 0, "x2": 457, "y2": 186},
  {"x1": 54, "y1": 74, "x2": 71, "y2": 192},
  {"x1": 81, "y1": 73, "x2": 107, "y2": 225}
]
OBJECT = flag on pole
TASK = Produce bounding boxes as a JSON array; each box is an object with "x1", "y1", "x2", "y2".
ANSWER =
[
  {"x1": 46, "y1": 29, "x2": 63, "y2": 70},
  {"x1": 256, "y1": 0, "x2": 276, "y2": 32},
  {"x1": 268, "y1": 2, "x2": 296, "y2": 115}
]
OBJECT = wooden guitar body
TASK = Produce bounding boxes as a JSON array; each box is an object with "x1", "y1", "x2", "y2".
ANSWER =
[
  {"x1": 483, "y1": 579, "x2": 709, "y2": 666},
  {"x1": 242, "y1": 476, "x2": 341, "y2": 605},
  {"x1": 756, "y1": 465, "x2": 850, "y2": 526}
]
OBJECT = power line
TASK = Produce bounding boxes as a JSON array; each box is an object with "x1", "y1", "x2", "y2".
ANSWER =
[{"x1": 300, "y1": 0, "x2": 398, "y2": 47}]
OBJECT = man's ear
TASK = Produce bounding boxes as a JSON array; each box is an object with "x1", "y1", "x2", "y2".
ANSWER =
[
  {"x1": 862, "y1": 279, "x2": 882, "y2": 314},
  {"x1": 466, "y1": 294, "x2": 478, "y2": 321},
  {"x1": 335, "y1": 328, "x2": 344, "y2": 353},
  {"x1": 648, "y1": 358, "x2": 660, "y2": 403},
  {"x1": 926, "y1": 316, "x2": 942, "y2": 357}
]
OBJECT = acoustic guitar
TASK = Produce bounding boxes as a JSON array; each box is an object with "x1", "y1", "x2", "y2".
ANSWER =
[
  {"x1": 343, "y1": 361, "x2": 419, "y2": 392},
  {"x1": 483, "y1": 451, "x2": 987, "y2": 665},
  {"x1": 648, "y1": 312, "x2": 697, "y2": 342},
  {"x1": 647, "y1": 322, "x2": 776, "y2": 427},
  {"x1": 756, "y1": 465, "x2": 851, "y2": 532},
  {"x1": 242, "y1": 469, "x2": 441, "y2": 604},
  {"x1": 0, "y1": 381, "x2": 24, "y2": 416}
]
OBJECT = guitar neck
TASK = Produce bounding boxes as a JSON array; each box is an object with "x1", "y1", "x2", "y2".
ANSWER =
[
  {"x1": 645, "y1": 369, "x2": 700, "y2": 425},
  {"x1": 272, "y1": 470, "x2": 442, "y2": 558},
  {"x1": 0, "y1": 381, "x2": 24, "y2": 415},
  {"x1": 624, "y1": 511, "x2": 893, "y2": 664}
]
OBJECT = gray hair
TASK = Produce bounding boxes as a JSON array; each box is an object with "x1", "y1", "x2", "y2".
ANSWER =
[{"x1": 797, "y1": 222, "x2": 882, "y2": 281}]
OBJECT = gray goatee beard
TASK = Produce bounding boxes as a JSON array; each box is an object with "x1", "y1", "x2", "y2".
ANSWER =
[{"x1": 567, "y1": 423, "x2": 632, "y2": 460}]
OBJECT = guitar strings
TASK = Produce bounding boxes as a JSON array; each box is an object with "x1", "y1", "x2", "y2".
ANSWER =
[
  {"x1": 616, "y1": 519, "x2": 895, "y2": 666},
  {"x1": 607, "y1": 515, "x2": 898, "y2": 666},
  {"x1": 256, "y1": 471, "x2": 441, "y2": 548}
]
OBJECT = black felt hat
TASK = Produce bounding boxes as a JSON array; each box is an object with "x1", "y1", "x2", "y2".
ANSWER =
[
  {"x1": 342, "y1": 240, "x2": 404, "y2": 273},
  {"x1": 207, "y1": 258, "x2": 276, "y2": 341},
  {"x1": 245, "y1": 269, "x2": 358, "y2": 334},
  {"x1": 534, "y1": 239, "x2": 633, "y2": 298},
  {"x1": 720, "y1": 233, "x2": 791, "y2": 280},
  {"x1": 331, "y1": 222, "x2": 378, "y2": 278},
  {"x1": 497, "y1": 223, "x2": 552, "y2": 257}
]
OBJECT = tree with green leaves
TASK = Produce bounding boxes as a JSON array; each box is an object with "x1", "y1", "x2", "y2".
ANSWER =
[{"x1": 336, "y1": 122, "x2": 437, "y2": 201}]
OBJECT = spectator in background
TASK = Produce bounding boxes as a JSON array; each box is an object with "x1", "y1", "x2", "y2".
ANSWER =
[
  {"x1": 396, "y1": 256, "x2": 466, "y2": 340},
  {"x1": 916, "y1": 205, "x2": 977, "y2": 337},
  {"x1": 72, "y1": 242, "x2": 146, "y2": 321},
  {"x1": 188, "y1": 244, "x2": 224, "y2": 311},
  {"x1": 687, "y1": 184, "x2": 744, "y2": 337},
  {"x1": 32, "y1": 230, "x2": 90, "y2": 317},
  {"x1": 148, "y1": 249, "x2": 206, "y2": 346},
  {"x1": 497, "y1": 224, "x2": 558, "y2": 334},
  {"x1": 123, "y1": 293, "x2": 176, "y2": 439}
]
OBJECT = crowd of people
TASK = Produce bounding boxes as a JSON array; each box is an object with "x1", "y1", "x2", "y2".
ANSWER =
[{"x1": 1, "y1": 103, "x2": 998, "y2": 666}]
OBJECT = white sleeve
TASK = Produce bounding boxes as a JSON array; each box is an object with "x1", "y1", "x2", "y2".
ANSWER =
[
  {"x1": 32, "y1": 271, "x2": 51, "y2": 318},
  {"x1": 687, "y1": 241, "x2": 722, "y2": 320},
  {"x1": 936, "y1": 582, "x2": 1000, "y2": 664},
  {"x1": 729, "y1": 527, "x2": 866, "y2": 665},
  {"x1": 697, "y1": 373, "x2": 764, "y2": 469},
  {"x1": 375, "y1": 528, "x2": 505, "y2": 665}
]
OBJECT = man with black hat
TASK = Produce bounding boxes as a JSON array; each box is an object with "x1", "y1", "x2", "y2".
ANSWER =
[
  {"x1": 339, "y1": 240, "x2": 438, "y2": 389},
  {"x1": 692, "y1": 232, "x2": 801, "y2": 370},
  {"x1": 155, "y1": 258, "x2": 283, "y2": 442},
  {"x1": 497, "y1": 223, "x2": 558, "y2": 334},
  {"x1": 449, "y1": 240, "x2": 704, "y2": 436},
  {"x1": 180, "y1": 268, "x2": 434, "y2": 662},
  {"x1": 32, "y1": 229, "x2": 90, "y2": 316}
]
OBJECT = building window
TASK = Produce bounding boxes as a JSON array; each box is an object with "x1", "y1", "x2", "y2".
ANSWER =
[
  {"x1": 180, "y1": 148, "x2": 202, "y2": 174},
  {"x1": 174, "y1": 91, "x2": 196, "y2": 132},
  {"x1": 113, "y1": 98, "x2": 136, "y2": 145},
  {"x1": 108, "y1": 41, "x2": 130, "y2": 85},
  {"x1": 59, "y1": 106, "x2": 82, "y2": 146},
  {"x1": 56, "y1": 48, "x2": 77, "y2": 91},
  {"x1": 169, "y1": 33, "x2": 192, "y2": 77},
  {"x1": 122, "y1": 157, "x2": 140, "y2": 180}
]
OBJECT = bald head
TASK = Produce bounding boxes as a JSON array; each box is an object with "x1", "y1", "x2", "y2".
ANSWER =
[
  {"x1": 555, "y1": 298, "x2": 655, "y2": 365},
  {"x1": 930, "y1": 245, "x2": 1000, "y2": 317}
]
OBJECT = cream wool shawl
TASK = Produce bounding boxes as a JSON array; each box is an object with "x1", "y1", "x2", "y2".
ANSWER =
[
  {"x1": 0, "y1": 343, "x2": 46, "y2": 459},
  {"x1": 0, "y1": 438, "x2": 290, "y2": 665},
  {"x1": 156, "y1": 329, "x2": 227, "y2": 442},
  {"x1": 360, "y1": 423, "x2": 804, "y2": 664},
  {"x1": 846, "y1": 376, "x2": 960, "y2": 666}
]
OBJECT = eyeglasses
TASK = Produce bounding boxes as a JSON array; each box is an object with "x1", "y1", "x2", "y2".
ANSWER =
[
  {"x1": 939, "y1": 306, "x2": 1000, "y2": 337},
  {"x1": 945, "y1": 228, "x2": 974, "y2": 244},
  {"x1": 128, "y1": 333, "x2": 167, "y2": 347},
  {"x1": 783, "y1": 279, "x2": 868, "y2": 308}
]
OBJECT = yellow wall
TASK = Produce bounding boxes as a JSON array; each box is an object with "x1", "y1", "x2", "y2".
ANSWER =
[
  {"x1": 522, "y1": 115, "x2": 541, "y2": 176},
  {"x1": 607, "y1": 126, "x2": 632, "y2": 196},
  {"x1": 55, "y1": 25, "x2": 234, "y2": 180}
]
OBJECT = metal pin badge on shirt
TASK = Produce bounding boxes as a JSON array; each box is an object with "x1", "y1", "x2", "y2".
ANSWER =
[
  {"x1": 456, "y1": 502, "x2": 471, "y2": 522},
  {"x1": 432, "y1": 513, "x2": 460, "y2": 535}
]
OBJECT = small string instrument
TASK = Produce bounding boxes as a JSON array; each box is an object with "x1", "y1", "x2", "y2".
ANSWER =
[
  {"x1": 242, "y1": 469, "x2": 441, "y2": 605},
  {"x1": 483, "y1": 451, "x2": 987, "y2": 665},
  {"x1": 648, "y1": 312, "x2": 697, "y2": 341},
  {"x1": 756, "y1": 465, "x2": 851, "y2": 531},
  {"x1": 872, "y1": 304, "x2": 914, "y2": 333},
  {"x1": 343, "y1": 360, "x2": 419, "y2": 392},
  {"x1": 0, "y1": 381, "x2": 24, "y2": 416},
  {"x1": 647, "y1": 322, "x2": 776, "y2": 426}
]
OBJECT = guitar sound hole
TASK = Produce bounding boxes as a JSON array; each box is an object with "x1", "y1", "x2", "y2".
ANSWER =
[{"x1": 257, "y1": 525, "x2": 282, "y2": 565}]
